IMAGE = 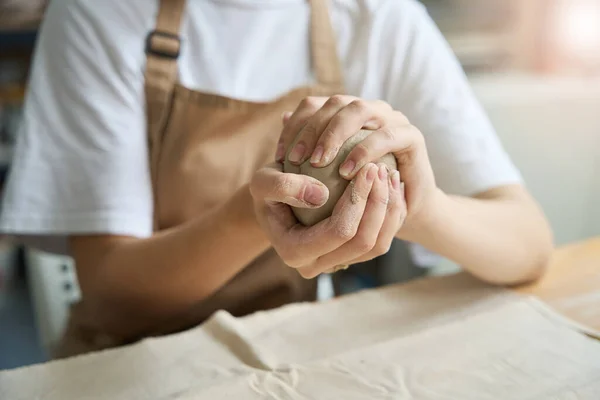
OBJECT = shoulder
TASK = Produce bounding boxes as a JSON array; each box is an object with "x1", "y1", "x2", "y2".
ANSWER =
[
  {"x1": 37, "y1": 0, "x2": 158, "y2": 82},
  {"x1": 329, "y1": 0, "x2": 436, "y2": 54}
]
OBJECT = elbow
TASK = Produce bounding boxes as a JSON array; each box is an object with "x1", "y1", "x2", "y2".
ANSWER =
[
  {"x1": 476, "y1": 249, "x2": 551, "y2": 287},
  {"x1": 500, "y1": 204, "x2": 555, "y2": 286},
  {"x1": 488, "y1": 226, "x2": 554, "y2": 287},
  {"x1": 517, "y1": 215, "x2": 554, "y2": 285},
  {"x1": 470, "y1": 185, "x2": 555, "y2": 287},
  {"x1": 508, "y1": 245, "x2": 552, "y2": 286},
  {"x1": 473, "y1": 220, "x2": 554, "y2": 287}
]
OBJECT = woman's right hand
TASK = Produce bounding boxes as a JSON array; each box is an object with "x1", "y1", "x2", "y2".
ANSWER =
[{"x1": 249, "y1": 161, "x2": 405, "y2": 278}]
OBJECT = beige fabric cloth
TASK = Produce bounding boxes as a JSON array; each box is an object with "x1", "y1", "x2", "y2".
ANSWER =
[{"x1": 2, "y1": 273, "x2": 600, "y2": 399}]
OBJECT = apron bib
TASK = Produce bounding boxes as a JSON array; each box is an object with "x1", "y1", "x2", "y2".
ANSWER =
[{"x1": 55, "y1": 0, "x2": 345, "y2": 358}]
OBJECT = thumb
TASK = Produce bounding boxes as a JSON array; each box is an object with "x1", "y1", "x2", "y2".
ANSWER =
[{"x1": 251, "y1": 164, "x2": 329, "y2": 208}]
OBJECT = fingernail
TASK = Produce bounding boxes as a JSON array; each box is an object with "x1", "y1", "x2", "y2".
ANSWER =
[
  {"x1": 363, "y1": 120, "x2": 380, "y2": 130},
  {"x1": 304, "y1": 184, "x2": 327, "y2": 206},
  {"x1": 288, "y1": 142, "x2": 306, "y2": 164},
  {"x1": 378, "y1": 165, "x2": 388, "y2": 181},
  {"x1": 321, "y1": 146, "x2": 339, "y2": 166},
  {"x1": 311, "y1": 145, "x2": 324, "y2": 165},
  {"x1": 366, "y1": 164, "x2": 377, "y2": 183},
  {"x1": 391, "y1": 170, "x2": 400, "y2": 191},
  {"x1": 275, "y1": 142, "x2": 285, "y2": 162},
  {"x1": 339, "y1": 160, "x2": 356, "y2": 178}
]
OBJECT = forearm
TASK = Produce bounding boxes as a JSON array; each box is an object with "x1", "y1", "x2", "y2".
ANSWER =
[
  {"x1": 400, "y1": 186, "x2": 553, "y2": 285},
  {"x1": 71, "y1": 184, "x2": 270, "y2": 335}
]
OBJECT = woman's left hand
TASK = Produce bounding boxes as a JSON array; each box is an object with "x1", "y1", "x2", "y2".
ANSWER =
[{"x1": 277, "y1": 95, "x2": 439, "y2": 235}]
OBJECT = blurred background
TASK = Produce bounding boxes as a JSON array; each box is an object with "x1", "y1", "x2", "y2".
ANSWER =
[{"x1": 1, "y1": 0, "x2": 599, "y2": 369}]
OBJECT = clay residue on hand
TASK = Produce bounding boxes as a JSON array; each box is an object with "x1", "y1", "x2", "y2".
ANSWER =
[
  {"x1": 330, "y1": 203, "x2": 360, "y2": 240},
  {"x1": 349, "y1": 180, "x2": 360, "y2": 205}
]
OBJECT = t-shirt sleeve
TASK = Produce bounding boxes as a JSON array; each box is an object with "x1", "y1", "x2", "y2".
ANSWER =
[
  {"x1": 378, "y1": 0, "x2": 523, "y2": 197},
  {"x1": 0, "y1": 0, "x2": 154, "y2": 255}
]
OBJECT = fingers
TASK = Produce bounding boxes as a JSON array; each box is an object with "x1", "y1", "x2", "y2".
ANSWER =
[
  {"x1": 276, "y1": 97, "x2": 328, "y2": 162},
  {"x1": 286, "y1": 95, "x2": 357, "y2": 166},
  {"x1": 283, "y1": 163, "x2": 377, "y2": 270},
  {"x1": 298, "y1": 164, "x2": 390, "y2": 278},
  {"x1": 277, "y1": 96, "x2": 389, "y2": 166},
  {"x1": 250, "y1": 163, "x2": 329, "y2": 209},
  {"x1": 251, "y1": 164, "x2": 330, "y2": 259},
  {"x1": 349, "y1": 170, "x2": 406, "y2": 265},
  {"x1": 340, "y1": 118, "x2": 419, "y2": 180},
  {"x1": 311, "y1": 99, "x2": 392, "y2": 168}
]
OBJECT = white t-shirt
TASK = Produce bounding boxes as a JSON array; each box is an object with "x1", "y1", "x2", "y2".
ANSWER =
[{"x1": 0, "y1": 0, "x2": 521, "y2": 256}]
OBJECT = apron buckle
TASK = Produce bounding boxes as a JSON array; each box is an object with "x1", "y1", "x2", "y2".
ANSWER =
[{"x1": 145, "y1": 30, "x2": 181, "y2": 60}]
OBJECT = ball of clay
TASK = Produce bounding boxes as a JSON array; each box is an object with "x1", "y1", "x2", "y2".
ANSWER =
[{"x1": 283, "y1": 130, "x2": 398, "y2": 226}]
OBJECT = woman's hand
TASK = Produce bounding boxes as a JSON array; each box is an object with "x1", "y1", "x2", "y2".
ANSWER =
[
  {"x1": 277, "y1": 95, "x2": 438, "y2": 234},
  {"x1": 249, "y1": 161, "x2": 405, "y2": 278}
]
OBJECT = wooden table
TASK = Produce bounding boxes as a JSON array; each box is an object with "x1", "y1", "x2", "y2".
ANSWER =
[{"x1": 516, "y1": 237, "x2": 600, "y2": 332}]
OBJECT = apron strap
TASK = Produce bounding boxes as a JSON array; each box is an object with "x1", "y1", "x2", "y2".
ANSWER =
[
  {"x1": 310, "y1": 0, "x2": 344, "y2": 89},
  {"x1": 144, "y1": 0, "x2": 186, "y2": 230},
  {"x1": 144, "y1": 0, "x2": 186, "y2": 157}
]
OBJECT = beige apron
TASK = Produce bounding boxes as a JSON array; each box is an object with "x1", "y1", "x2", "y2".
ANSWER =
[{"x1": 55, "y1": 0, "x2": 345, "y2": 358}]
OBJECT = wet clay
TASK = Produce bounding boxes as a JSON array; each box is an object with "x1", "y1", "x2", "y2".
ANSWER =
[{"x1": 283, "y1": 130, "x2": 398, "y2": 226}]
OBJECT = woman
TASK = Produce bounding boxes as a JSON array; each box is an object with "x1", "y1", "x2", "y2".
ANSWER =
[{"x1": 0, "y1": 0, "x2": 552, "y2": 356}]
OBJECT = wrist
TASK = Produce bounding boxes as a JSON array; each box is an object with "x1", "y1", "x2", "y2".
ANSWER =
[
  {"x1": 227, "y1": 184, "x2": 270, "y2": 245},
  {"x1": 399, "y1": 188, "x2": 451, "y2": 243}
]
